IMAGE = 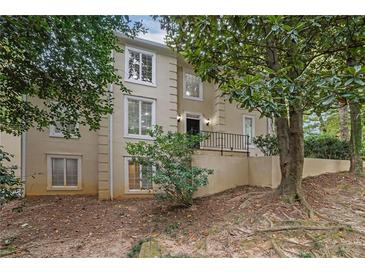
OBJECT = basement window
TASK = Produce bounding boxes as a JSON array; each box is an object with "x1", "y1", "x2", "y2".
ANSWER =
[{"x1": 47, "y1": 155, "x2": 82, "y2": 190}]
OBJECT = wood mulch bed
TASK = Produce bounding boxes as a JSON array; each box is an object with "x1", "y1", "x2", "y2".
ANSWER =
[{"x1": 1, "y1": 172, "x2": 364, "y2": 257}]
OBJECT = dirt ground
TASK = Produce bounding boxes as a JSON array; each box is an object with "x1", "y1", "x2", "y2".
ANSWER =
[{"x1": 1, "y1": 172, "x2": 364, "y2": 258}]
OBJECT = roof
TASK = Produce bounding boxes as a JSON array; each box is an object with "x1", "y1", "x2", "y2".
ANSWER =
[{"x1": 115, "y1": 31, "x2": 176, "y2": 57}]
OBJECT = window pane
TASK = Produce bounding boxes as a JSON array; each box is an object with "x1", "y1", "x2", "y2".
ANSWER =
[
  {"x1": 141, "y1": 164, "x2": 153, "y2": 190},
  {"x1": 54, "y1": 122, "x2": 63, "y2": 135},
  {"x1": 52, "y1": 158, "x2": 64, "y2": 186},
  {"x1": 185, "y1": 73, "x2": 201, "y2": 98},
  {"x1": 128, "y1": 99, "x2": 140, "y2": 135},
  {"x1": 128, "y1": 160, "x2": 140, "y2": 190},
  {"x1": 128, "y1": 50, "x2": 140, "y2": 80},
  {"x1": 141, "y1": 54, "x2": 153, "y2": 83},
  {"x1": 141, "y1": 101, "x2": 152, "y2": 135},
  {"x1": 245, "y1": 117, "x2": 253, "y2": 143},
  {"x1": 66, "y1": 159, "x2": 78, "y2": 186}
]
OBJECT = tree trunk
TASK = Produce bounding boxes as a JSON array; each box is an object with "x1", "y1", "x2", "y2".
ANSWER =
[
  {"x1": 349, "y1": 100, "x2": 363, "y2": 175},
  {"x1": 264, "y1": 34, "x2": 290, "y2": 186},
  {"x1": 339, "y1": 105, "x2": 349, "y2": 141},
  {"x1": 275, "y1": 117, "x2": 290, "y2": 185},
  {"x1": 277, "y1": 105, "x2": 304, "y2": 203}
]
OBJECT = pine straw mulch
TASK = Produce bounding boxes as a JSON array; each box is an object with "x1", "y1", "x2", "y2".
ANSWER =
[{"x1": 0, "y1": 172, "x2": 364, "y2": 257}]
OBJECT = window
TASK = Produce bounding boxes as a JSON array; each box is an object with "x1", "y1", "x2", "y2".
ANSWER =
[
  {"x1": 125, "y1": 158, "x2": 153, "y2": 192},
  {"x1": 243, "y1": 115, "x2": 255, "y2": 146},
  {"x1": 125, "y1": 46, "x2": 156, "y2": 86},
  {"x1": 50, "y1": 122, "x2": 78, "y2": 138},
  {"x1": 47, "y1": 155, "x2": 81, "y2": 190},
  {"x1": 183, "y1": 72, "x2": 203, "y2": 100},
  {"x1": 124, "y1": 96, "x2": 156, "y2": 139}
]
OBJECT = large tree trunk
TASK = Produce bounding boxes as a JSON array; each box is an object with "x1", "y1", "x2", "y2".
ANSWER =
[
  {"x1": 349, "y1": 100, "x2": 363, "y2": 175},
  {"x1": 264, "y1": 35, "x2": 290, "y2": 186},
  {"x1": 339, "y1": 105, "x2": 349, "y2": 141},
  {"x1": 275, "y1": 117, "x2": 290, "y2": 185},
  {"x1": 277, "y1": 105, "x2": 304, "y2": 203}
]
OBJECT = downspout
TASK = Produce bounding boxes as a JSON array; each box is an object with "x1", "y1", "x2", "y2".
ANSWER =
[
  {"x1": 21, "y1": 95, "x2": 27, "y2": 197},
  {"x1": 108, "y1": 51, "x2": 114, "y2": 200},
  {"x1": 21, "y1": 132, "x2": 26, "y2": 198}
]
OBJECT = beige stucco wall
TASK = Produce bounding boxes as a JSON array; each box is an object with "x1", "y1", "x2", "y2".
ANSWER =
[
  {"x1": 110, "y1": 40, "x2": 178, "y2": 199},
  {"x1": 176, "y1": 64, "x2": 216, "y2": 133},
  {"x1": 223, "y1": 102, "x2": 271, "y2": 157},
  {"x1": 192, "y1": 153, "x2": 248, "y2": 198},
  {"x1": 25, "y1": 125, "x2": 99, "y2": 196},
  {"x1": 0, "y1": 133, "x2": 21, "y2": 177},
  {"x1": 248, "y1": 156, "x2": 351, "y2": 189}
]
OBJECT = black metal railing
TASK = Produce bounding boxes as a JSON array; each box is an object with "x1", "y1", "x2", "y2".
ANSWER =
[{"x1": 199, "y1": 131, "x2": 250, "y2": 154}]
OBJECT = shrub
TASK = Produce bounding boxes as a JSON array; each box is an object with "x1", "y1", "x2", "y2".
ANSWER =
[
  {"x1": 252, "y1": 134, "x2": 352, "y2": 160},
  {"x1": 252, "y1": 134, "x2": 279, "y2": 156},
  {"x1": 0, "y1": 147, "x2": 23, "y2": 205},
  {"x1": 126, "y1": 126, "x2": 213, "y2": 207},
  {"x1": 304, "y1": 134, "x2": 350, "y2": 160}
]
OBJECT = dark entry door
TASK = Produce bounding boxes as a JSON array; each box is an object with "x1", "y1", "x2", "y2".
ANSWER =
[{"x1": 186, "y1": 118, "x2": 200, "y2": 134}]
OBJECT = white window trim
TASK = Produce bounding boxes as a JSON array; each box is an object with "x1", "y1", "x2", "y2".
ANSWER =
[
  {"x1": 124, "y1": 95, "x2": 156, "y2": 140},
  {"x1": 243, "y1": 114, "x2": 256, "y2": 148},
  {"x1": 124, "y1": 157, "x2": 154, "y2": 194},
  {"x1": 183, "y1": 69, "x2": 203, "y2": 101},
  {"x1": 124, "y1": 45, "x2": 157, "y2": 87},
  {"x1": 49, "y1": 123, "x2": 79, "y2": 139},
  {"x1": 47, "y1": 154, "x2": 82, "y2": 190},
  {"x1": 183, "y1": 111, "x2": 203, "y2": 133}
]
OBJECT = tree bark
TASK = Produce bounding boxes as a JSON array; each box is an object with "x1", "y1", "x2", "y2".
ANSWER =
[
  {"x1": 264, "y1": 34, "x2": 290, "y2": 186},
  {"x1": 349, "y1": 100, "x2": 363, "y2": 175},
  {"x1": 275, "y1": 117, "x2": 290, "y2": 186},
  {"x1": 277, "y1": 105, "x2": 304, "y2": 202},
  {"x1": 339, "y1": 105, "x2": 349, "y2": 141}
]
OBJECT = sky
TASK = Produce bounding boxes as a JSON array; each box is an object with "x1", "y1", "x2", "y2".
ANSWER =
[{"x1": 130, "y1": 16, "x2": 166, "y2": 44}]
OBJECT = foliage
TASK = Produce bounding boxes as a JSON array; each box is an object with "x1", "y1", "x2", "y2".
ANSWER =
[
  {"x1": 0, "y1": 146, "x2": 22, "y2": 205},
  {"x1": 126, "y1": 126, "x2": 213, "y2": 207},
  {"x1": 0, "y1": 16, "x2": 145, "y2": 138},
  {"x1": 304, "y1": 134, "x2": 350, "y2": 160},
  {"x1": 253, "y1": 134, "x2": 352, "y2": 160},
  {"x1": 252, "y1": 134, "x2": 279, "y2": 156},
  {"x1": 127, "y1": 238, "x2": 151, "y2": 258}
]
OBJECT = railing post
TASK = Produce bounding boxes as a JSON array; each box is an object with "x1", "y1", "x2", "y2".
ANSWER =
[{"x1": 220, "y1": 132, "x2": 223, "y2": 156}]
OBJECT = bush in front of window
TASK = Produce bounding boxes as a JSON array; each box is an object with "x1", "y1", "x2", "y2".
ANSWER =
[
  {"x1": 0, "y1": 147, "x2": 23, "y2": 205},
  {"x1": 126, "y1": 126, "x2": 213, "y2": 207}
]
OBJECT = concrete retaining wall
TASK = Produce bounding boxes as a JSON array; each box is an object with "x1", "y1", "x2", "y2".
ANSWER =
[
  {"x1": 192, "y1": 154, "x2": 248, "y2": 197},
  {"x1": 193, "y1": 154, "x2": 351, "y2": 197}
]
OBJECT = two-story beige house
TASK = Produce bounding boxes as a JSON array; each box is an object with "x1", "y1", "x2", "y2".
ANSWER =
[{"x1": 2, "y1": 35, "x2": 273, "y2": 200}]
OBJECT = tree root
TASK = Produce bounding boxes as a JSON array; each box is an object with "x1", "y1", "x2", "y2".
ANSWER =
[
  {"x1": 256, "y1": 225, "x2": 344, "y2": 233},
  {"x1": 271, "y1": 239, "x2": 288, "y2": 258}
]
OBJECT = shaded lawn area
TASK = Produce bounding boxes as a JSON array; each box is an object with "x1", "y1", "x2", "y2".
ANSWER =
[{"x1": 1, "y1": 172, "x2": 364, "y2": 258}]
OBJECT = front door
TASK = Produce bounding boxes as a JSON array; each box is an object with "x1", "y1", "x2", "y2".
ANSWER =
[{"x1": 186, "y1": 116, "x2": 200, "y2": 134}]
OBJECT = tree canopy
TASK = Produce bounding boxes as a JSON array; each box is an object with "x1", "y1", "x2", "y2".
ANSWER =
[{"x1": 0, "y1": 16, "x2": 145, "y2": 137}]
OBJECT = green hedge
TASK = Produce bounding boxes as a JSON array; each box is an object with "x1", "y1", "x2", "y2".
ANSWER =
[
  {"x1": 304, "y1": 135, "x2": 350, "y2": 160},
  {"x1": 253, "y1": 134, "x2": 352, "y2": 160}
]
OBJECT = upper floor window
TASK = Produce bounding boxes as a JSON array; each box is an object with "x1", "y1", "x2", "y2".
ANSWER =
[
  {"x1": 124, "y1": 95, "x2": 156, "y2": 139},
  {"x1": 183, "y1": 72, "x2": 203, "y2": 101},
  {"x1": 125, "y1": 46, "x2": 156, "y2": 86},
  {"x1": 50, "y1": 122, "x2": 78, "y2": 138}
]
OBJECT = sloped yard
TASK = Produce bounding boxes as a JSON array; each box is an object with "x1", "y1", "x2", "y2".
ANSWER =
[{"x1": 1, "y1": 172, "x2": 364, "y2": 257}]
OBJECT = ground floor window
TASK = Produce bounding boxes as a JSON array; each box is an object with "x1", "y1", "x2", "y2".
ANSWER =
[
  {"x1": 47, "y1": 155, "x2": 81, "y2": 189},
  {"x1": 125, "y1": 158, "x2": 153, "y2": 192}
]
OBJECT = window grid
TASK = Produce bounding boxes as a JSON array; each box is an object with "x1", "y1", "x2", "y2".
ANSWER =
[
  {"x1": 125, "y1": 96, "x2": 155, "y2": 138},
  {"x1": 50, "y1": 157, "x2": 80, "y2": 187},
  {"x1": 126, "y1": 47, "x2": 155, "y2": 85},
  {"x1": 127, "y1": 159, "x2": 153, "y2": 191}
]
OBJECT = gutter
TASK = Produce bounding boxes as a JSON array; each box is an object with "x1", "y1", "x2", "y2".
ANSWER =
[{"x1": 108, "y1": 52, "x2": 114, "y2": 200}]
